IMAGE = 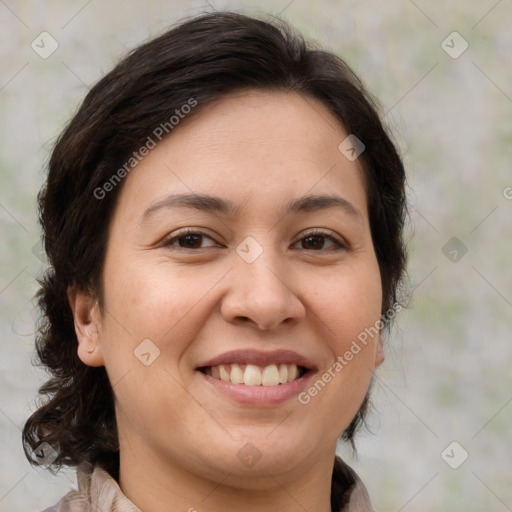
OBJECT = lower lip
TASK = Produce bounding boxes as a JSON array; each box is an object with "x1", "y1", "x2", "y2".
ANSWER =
[{"x1": 198, "y1": 371, "x2": 314, "y2": 406}]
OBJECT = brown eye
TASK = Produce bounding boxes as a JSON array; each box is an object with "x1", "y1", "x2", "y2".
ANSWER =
[
  {"x1": 162, "y1": 230, "x2": 218, "y2": 250},
  {"x1": 294, "y1": 231, "x2": 346, "y2": 251},
  {"x1": 176, "y1": 234, "x2": 204, "y2": 248}
]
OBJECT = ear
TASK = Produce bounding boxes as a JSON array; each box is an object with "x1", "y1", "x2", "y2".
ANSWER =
[
  {"x1": 67, "y1": 286, "x2": 105, "y2": 367},
  {"x1": 374, "y1": 334, "x2": 384, "y2": 368}
]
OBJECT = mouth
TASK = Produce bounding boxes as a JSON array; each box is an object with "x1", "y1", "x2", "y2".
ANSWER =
[
  {"x1": 198, "y1": 363, "x2": 308, "y2": 386},
  {"x1": 195, "y1": 350, "x2": 316, "y2": 404}
]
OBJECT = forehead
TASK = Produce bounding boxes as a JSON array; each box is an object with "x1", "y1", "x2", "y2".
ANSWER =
[{"x1": 113, "y1": 89, "x2": 368, "y2": 225}]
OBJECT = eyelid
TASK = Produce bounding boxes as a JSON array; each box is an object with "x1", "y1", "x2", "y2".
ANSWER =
[
  {"x1": 161, "y1": 227, "x2": 220, "y2": 248},
  {"x1": 293, "y1": 228, "x2": 348, "y2": 250},
  {"x1": 162, "y1": 227, "x2": 348, "y2": 251}
]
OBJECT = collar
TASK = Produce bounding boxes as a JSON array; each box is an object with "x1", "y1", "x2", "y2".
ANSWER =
[{"x1": 44, "y1": 457, "x2": 375, "y2": 512}]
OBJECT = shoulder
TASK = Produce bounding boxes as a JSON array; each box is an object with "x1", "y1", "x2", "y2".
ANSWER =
[
  {"x1": 347, "y1": 473, "x2": 377, "y2": 512},
  {"x1": 38, "y1": 461, "x2": 138, "y2": 512},
  {"x1": 332, "y1": 456, "x2": 377, "y2": 512},
  {"x1": 39, "y1": 490, "x2": 87, "y2": 512}
]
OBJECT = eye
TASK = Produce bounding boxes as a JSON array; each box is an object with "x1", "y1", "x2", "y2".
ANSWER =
[
  {"x1": 292, "y1": 229, "x2": 347, "y2": 252},
  {"x1": 162, "y1": 229, "x2": 218, "y2": 250},
  {"x1": 161, "y1": 228, "x2": 347, "y2": 252}
]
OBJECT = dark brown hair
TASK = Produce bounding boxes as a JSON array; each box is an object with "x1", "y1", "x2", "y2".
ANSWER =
[{"x1": 23, "y1": 10, "x2": 408, "y2": 491}]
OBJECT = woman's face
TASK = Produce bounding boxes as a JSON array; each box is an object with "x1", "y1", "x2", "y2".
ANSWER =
[{"x1": 74, "y1": 90, "x2": 383, "y2": 487}]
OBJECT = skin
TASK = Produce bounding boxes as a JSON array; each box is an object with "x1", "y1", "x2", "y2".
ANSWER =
[{"x1": 68, "y1": 89, "x2": 384, "y2": 512}]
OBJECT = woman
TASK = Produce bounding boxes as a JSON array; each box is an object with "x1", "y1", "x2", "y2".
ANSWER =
[{"x1": 23, "y1": 11, "x2": 407, "y2": 512}]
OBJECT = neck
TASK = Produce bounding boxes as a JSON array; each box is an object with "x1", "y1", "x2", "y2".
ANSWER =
[{"x1": 117, "y1": 437, "x2": 338, "y2": 512}]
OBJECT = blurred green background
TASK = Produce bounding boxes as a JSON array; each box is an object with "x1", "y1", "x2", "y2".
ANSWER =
[{"x1": 1, "y1": 1, "x2": 511, "y2": 510}]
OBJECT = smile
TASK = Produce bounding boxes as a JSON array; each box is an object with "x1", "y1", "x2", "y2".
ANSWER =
[
  {"x1": 196, "y1": 349, "x2": 316, "y2": 405},
  {"x1": 199, "y1": 363, "x2": 306, "y2": 386}
]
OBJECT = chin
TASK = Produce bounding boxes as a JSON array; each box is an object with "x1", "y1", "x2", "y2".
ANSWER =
[{"x1": 224, "y1": 430, "x2": 319, "y2": 479}]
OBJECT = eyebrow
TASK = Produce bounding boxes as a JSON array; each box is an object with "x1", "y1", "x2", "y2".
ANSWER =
[{"x1": 139, "y1": 192, "x2": 364, "y2": 225}]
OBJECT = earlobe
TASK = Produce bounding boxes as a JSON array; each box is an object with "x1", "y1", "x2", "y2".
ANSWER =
[
  {"x1": 374, "y1": 335, "x2": 385, "y2": 368},
  {"x1": 67, "y1": 286, "x2": 105, "y2": 367}
]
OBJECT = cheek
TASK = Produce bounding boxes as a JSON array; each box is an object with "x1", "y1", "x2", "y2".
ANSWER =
[
  {"x1": 306, "y1": 260, "x2": 381, "y2": 411},
  {"x1": 103, "y1": 258, "x2": 193, "y2": 331},
  {"x1": 98, "y1": 261, "x2": 200, "y2": 422},
  {"x1": 99, "y1": 257, "x2": 219, "y2": 376},
  {"x1": 311, "y1": 261, "x2": 382, "y2": 347}
]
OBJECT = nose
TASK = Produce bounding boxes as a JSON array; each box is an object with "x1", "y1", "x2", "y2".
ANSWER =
[{"x1": 220, "y1": 244, "x2": 305, "y2": 331}]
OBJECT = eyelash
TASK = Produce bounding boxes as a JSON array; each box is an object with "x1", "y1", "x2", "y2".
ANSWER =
[{"x1": 161, "y1": 228, "x2": 347, "y2": 252}]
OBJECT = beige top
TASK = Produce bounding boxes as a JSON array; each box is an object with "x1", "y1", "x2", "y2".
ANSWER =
[{"x1": 41, "y1": 457, "x2": 376, "y2": 512}]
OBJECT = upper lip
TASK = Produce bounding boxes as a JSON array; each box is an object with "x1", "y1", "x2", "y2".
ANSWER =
[{"x1": 197, "y1": 349, "x2": 317, "y2": 371}]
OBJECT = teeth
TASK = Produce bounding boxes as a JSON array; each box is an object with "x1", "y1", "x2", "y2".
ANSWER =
[
  {"x1": 262, "y1": 364, "x2": 279, "y2": 386},
  {"x1": 278, "y1": 364, "x2": 288, "y2": 384},
  {"x1": 205, "y1": 363, "x2": 302, "y2": 386},
  {"x1": 287, "y1": 364, "x2": 299, "y2": 382},
  {"x1": 219, "y1": 364, "x2": 230, "y2": 382},
  {"x1": 230, "y1": 363, "x2": 244, "y2": 384},
  {"x1": 244, "y1": 364, "x2": 262, "y2": 386}
]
